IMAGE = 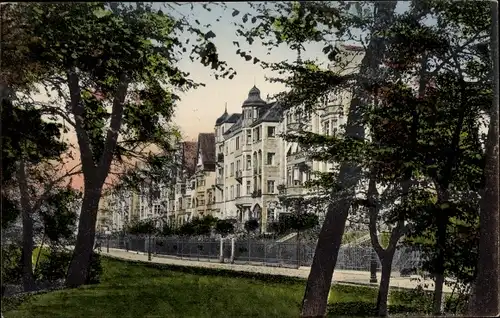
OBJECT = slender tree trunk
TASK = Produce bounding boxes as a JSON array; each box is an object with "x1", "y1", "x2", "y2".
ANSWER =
[
  {"x1": 300, "y1": 4, "x2": 397, "y2": 316},
  {"x1": 433, "y1": 272, "x2": 446, "y2": 315},
  {"x1": 376, "y1": 252, "x2": 395, "y2": 317},
  {"x1": 468, "y1": 2, "x2": 500, "y2": 316},
  {"x1": 432, "y1": 211, "x2": 447, "y2": 315},
  {"x1": 16, "y1": 159, "x2": 35, "y2": 292},
  {"x1": 34, "y1": 233, "x2": 46, "y2": 272},
  {"x1": 65, "y1": 184, "x2": 102, "y2": 287}
]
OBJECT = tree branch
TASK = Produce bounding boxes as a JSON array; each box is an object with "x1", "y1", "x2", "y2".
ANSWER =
[
  {"x1": 66, "y1": 68, "x2": 96, "y2": 174},
  {"x1": 99, "y1": 73, "x2": 129, "y2": 178}
]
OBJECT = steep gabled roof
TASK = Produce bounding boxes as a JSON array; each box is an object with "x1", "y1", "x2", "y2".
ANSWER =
[
  {"x1": 225, "y1": 113, "x2": 241, "y2": 124},
  {"x1": 196, "y1": 133, "x2": 216, "y2": 170},
  {"x1": 181, "y1": 141, "x2": 197, "y2": 176},
  {"x1": 251, "y1": 101, "x2": 283, "y2": 127}
]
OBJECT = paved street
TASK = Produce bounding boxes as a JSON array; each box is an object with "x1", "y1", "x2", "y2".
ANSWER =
[{"x1": 102, "y1": 247, "x2": 451, "y2": 292}]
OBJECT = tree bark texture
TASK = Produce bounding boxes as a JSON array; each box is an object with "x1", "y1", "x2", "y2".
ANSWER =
[
  {"x1": 468, "y1": 4, "x2": 500, "y2": 315},
  {"x1": 376, "y1": 252, "x2": 395, "y2": 317},
  {"x1": 65, "y1": 185, "x2": 102, "y2": 287},
  {"x1": 300, "y1": 6, "x2": 397, "y2": 315},
  {"x1": 16, "y1": 159, "x2": 35, "y2": 292}
]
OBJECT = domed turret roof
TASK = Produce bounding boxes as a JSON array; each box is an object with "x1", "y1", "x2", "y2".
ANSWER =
[
  {"x1": 242, "y1": 85, "x2": 266, "y2": 107},
  {"x1": 215, "y1": 104, "x2": 229, "y2": 126}
]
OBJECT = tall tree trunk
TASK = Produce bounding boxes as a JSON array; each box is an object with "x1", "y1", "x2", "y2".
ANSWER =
[
  {"x1": 432, "y1": 213, "x2": 447, "y2": 315},
  {"x1": 300, "y1": 3, "x2": 397, "y2": 317},
  {"x1": 65, "y1": 183, "x2": 102, "y2": 287},
  {"x1": 376, "y1": 251, "x2": 395, "y2": 317},
  {"x1": 469, "y1": 4, "x2": 500, "y2": 315},
  {"x1": 16, "y1": 159, "x2": 35, "y2": 291}
]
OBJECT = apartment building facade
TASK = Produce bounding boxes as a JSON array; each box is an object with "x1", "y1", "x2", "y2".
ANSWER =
[
  {"x1": 213, "y1": 86, "x2": 282, "y2": 231},
  {"x1": 108, "y1": 43, "x2": 364, "y2": 234},
  {"x1": 276, "y1": 44, "x2": 364, "y2": 219}
]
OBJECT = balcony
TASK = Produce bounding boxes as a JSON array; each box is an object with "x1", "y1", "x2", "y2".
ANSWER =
[
  {"x1": 277, "y1": 184, "x2": 287, "y2": 196},
  {"x1": 235, "y1": 170, "x2": 243, "y2": 183},
  {"x1": 215, "y1": 177, "x2": 224, "y2": 190},
  {"x1": 251, "y1": 189, "x2": 262, "y2": 198},
  {"x1": 286, "y1": 122, "x2": 301, "y2": 132},
  {"x1": 217, "y1": 153, "x2": 224, "y2": 163}
]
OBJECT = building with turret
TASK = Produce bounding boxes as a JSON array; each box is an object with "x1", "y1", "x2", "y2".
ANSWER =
[{"x1": 214, "y1": 86, "x2": 282, "y2": 232}]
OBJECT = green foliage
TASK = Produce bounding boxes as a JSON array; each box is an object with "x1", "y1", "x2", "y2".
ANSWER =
[
  {"x1": 127, "y1": 219, "x2": 157, "y2": 235},
  {"x1": 40, "y1": 187, "x2": 81, "y2": 243},
  {"x1": 214, "y1": 219, "x2": 235, "y2": 237},
  {"x1": 1, "y1": 97, "x2": 67, "y2": 184},
  {"x1": 1, "y1": 244, "x2": 23, "y2": 285},
  {"x1": 7, "y1": 2, "x2": 234, "y2": 172},
  {"x1": 34, "y1": 249, "x2": 72, "y2": 283},
  {"x1": 158, "y1": 222, "x2": 175, "y2": 236},
  {"x1": 34, "y1": 249, "x2": 102, "y2": 284},
  {"x1": 177, "y1": 215, "x2": 218, "y2": 237},
  {"x1": 1, "y1": 195, "x2": 20, "y2": 230},
  {"x1": 244, "y1": 219, "x2": 259, "y2": 233}
]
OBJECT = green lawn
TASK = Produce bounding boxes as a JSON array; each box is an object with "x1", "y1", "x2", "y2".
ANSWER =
[{"x1": 3, "y1": 257, "x2": 434, "y2": 318}]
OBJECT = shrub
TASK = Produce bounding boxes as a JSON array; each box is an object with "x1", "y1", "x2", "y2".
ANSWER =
[
  {"x1": 1, "y1": 244, "x2": 23, "y2": 285},
  {"x1": 34, "y1": 249, "x2": 102, "y2": 285},
  {"x1": 34, "y1": 249, "x2": 72, "y2": 282},
  {"x1": 86, "y1": 252, "x2": 103, "y2": 285},
  {"x1": 244, "y1": 219, "x2": 259, "y2": 233},
  {"x1": 215, "y1": 219, "x2": 235, "y2": 237}
]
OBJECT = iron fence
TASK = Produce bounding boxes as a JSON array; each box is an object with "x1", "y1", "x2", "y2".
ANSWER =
[{"x1": 106, "y1": 235, "x2": 422, "y2": 273}]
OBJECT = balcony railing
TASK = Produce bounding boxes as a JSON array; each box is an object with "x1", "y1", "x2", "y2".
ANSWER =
[
  {"x1": 251, "y1": 189, "x2": 262, "y2": 198},
  {"x1": 217, "y1": 153, "x2": 224, "y2": 162}
]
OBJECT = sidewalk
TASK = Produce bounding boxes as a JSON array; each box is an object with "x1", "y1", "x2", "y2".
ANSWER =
[{"x1": 102, "y1": 248, "x2": 450, "y2": 292}]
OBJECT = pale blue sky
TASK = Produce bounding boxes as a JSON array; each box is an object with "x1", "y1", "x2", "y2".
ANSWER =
[{"x1": 156, "y1": 2, "x2": 411, "y2": 140}]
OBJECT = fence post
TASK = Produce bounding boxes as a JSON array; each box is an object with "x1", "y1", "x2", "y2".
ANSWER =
[
  {"x1": 296, "y1": 231, "x2": 301, "y2": 269},
  {"x1": 148, "y1": 234, "x2": 152, "y2": 261},
  {"x1": 219, "y1": 237, "x2": 224, "y2": 263},
  {"x1": 230, "y1": 237, "x2": 235, "y2": 263},
  {"x1": 263, "y1": 240, "x2": 267, "y2": 265}
]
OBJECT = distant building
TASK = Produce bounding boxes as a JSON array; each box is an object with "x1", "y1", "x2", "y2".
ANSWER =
[
  {"x1": 109, "y1": 43, "x2": 365, "y2": 234},
  {"x1": 214, "y1": 86, "x2": 282, "y2": 232}
]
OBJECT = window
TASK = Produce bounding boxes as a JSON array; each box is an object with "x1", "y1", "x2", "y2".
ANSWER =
[
  {"x1": 236, "y1": 160, "x2": 241, "y2": 172},
  {"x1": 254, "y1": 127, "x2": 261, "y2": 142},
  {"x1": 287, "y1": 168, "x2": 292, "y2": 185},
  {"x1": 246, "y1": 155, "x2": 251, "y2": 170},
  {"x1": 236, "y1": 137, "x2": 240, "y2": 150},
  {"x1": 322, "y1": 121, "x2": 330, "y2": 135},
  {"x1": 246, "y1": 130, "x2": 252, "y2": 144},
  {"x1": 236, "y1": 184, "x2": 241, "y2": 197},
  {"x1": 267, "y1": 126, "x2": 276, "y2": 138},
  {"x1": 266, "y1": 152, "x2": 275, "y2": 165},
  {"x1": 225, "y1": 145, "x2": 228, "y2": 154},
  {"x1": 246, "y1": 181, "x2": 251, "y2": 195},
  {"x1": 225, "y1": 187, "x2": 228, "y2": 200},
  {"x1": 230, "y1": 185, "x2": 234, "y2": 200},
  {"x1": 154, "y1": 205, "x2": 161, "y2": 215},
  {"x1": 267, "y1": 181, "x2": 275, "y2": 194},
  {"x1": 230, "y1": 163, "x2": 234, "y2": 176}
]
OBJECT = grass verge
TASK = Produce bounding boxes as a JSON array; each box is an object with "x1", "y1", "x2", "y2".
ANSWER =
[{"x1": 4, "y1": 256, "x2": 437, "y2": 318}]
